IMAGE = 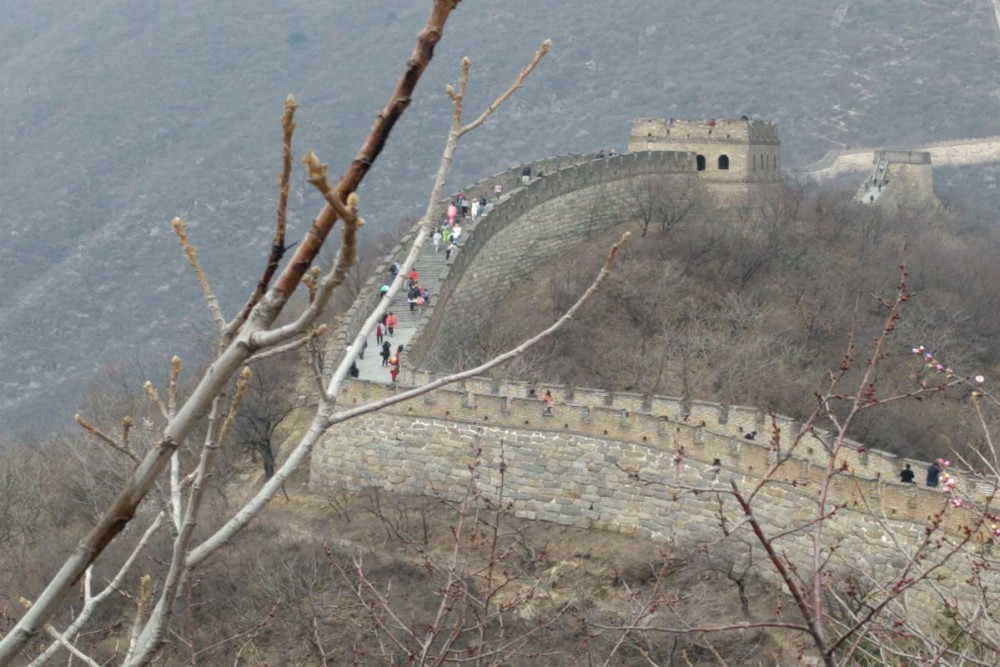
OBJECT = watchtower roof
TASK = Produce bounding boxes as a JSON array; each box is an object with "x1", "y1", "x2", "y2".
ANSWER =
[{"x1": 630, "y1": 117, "x2": 780, "y2": 146}]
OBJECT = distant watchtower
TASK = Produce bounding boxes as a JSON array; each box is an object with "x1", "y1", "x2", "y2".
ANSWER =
[{"x1": 628, "y1": 117, "x2": 782, "y2": 206}]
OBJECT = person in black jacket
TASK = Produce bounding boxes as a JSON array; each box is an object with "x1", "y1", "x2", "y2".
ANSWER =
[
  {"x1": 926, "y1": 461, "x2": 940, "y2": 487},
  {"x1": 899, "y1": 464, "x2": 915, "y2": 484}
]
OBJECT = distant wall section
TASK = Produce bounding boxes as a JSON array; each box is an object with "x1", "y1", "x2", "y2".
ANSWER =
[{"x1": 798, "y1": 136, "x2": 1000, "y2": 181}]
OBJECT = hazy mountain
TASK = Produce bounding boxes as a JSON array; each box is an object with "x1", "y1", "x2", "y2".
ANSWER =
[{"x1": 1, "y1": 0, "x2": 998, "y2": 434}]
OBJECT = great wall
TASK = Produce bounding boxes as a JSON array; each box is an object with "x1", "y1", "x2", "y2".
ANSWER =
[
  {"x1": 797, "y1": 135, "x2": 1000, "y2": 181},
  {"x1": 311, "y1": 119, "x2": 1000, "y2": 614}
]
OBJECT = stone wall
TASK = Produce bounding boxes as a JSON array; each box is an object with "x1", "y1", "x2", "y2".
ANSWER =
[
  {"x1": 883, "y1": 162, "x2": 939, "y2": 212},
  {"x1": 312, "y1": 377, "x2": 995, "y2": 614},
  {"x1": 408, "y1": 151, "x2": 697, "y2": 368},
  {"x1": 328, "y1": 152, "x2": 601, "y2": 365},
  {"x1": 314, "y1": 127, "x2": 998, "y2": 618},
  {"x1": 881, "y1": 150, "x2": 932, "y2": 165},
  {"x1": 798, "y1": 136, "x2": 1000, "y2": 181}
]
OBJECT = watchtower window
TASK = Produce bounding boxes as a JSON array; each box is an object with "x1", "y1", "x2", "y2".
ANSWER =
[
  {"x1": 696, "y1": 154, "x2": 706, "y2": 172},
  {"x1": 718, "y1": 154, "x2": 730, "y2": 170}
]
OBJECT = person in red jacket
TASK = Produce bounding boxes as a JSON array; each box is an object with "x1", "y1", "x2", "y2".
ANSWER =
[{"x1": 386, "y1": 312, "x2": 397, "y2": 336}]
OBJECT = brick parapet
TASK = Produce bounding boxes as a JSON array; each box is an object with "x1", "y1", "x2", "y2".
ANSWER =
[
  {"x1": 314, "y1": 379, "x2": 996, "y2": 615},
  {"x1": 324, "y1": 378, "x2": 984, "y2": 527}
]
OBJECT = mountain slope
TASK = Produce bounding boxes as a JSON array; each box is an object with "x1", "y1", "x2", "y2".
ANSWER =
[{"x1": 0, "y1": 0, "x2": 997, "y2": 432}]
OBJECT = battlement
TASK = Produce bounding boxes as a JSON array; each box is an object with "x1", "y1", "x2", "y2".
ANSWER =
[
  {"x1": 629, "y1": 117, "x2": 780, "y2": 148},
  {"x1": 314, "y1": 377, "x2": 996, "y2": 615},
  {"x1": 330, "y1": 373, "x2": 993, "y2": 517},
  {"x1": 878, "y1": 150, "x2": 932, "y2": 165}
]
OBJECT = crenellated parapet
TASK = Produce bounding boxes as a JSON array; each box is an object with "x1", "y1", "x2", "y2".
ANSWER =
[
  {"x1": 324, "y1": 372, "x2": 992, "y2": 518},
  {"x1": 313, "y1": 376, "x2": 998, "y2": 615},
  {"x1": 629, "y1": 117, "x2": 780, "y2": 148}
]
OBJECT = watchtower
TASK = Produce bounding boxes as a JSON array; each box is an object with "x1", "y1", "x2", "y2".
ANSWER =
[{"x1": 628, "y1": 117, "x2": 782, "y2": 206}]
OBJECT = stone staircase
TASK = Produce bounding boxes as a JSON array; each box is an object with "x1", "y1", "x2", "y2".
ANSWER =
[
  {"x1": 352, "y1": 233, "x2": 451, "y2": 383},
  {"x1": 856, "y1": 151, "x2": 890, "y2": 205}
]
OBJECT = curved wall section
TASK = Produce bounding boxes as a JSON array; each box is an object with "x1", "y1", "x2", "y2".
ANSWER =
[
  {"x1": 327, "y1": 153, "x2": 600, "y2": 364},
  {"x1": 408, "y1": 151, "x2": 696, "y2": 368}
]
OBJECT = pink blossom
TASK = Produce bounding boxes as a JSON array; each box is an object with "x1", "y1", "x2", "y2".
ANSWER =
[
  {"x1": 975, "y1": 375, "x2": 985, "y2": 384},
  {"x1": 952, "y1": 497, "x2": 964, "y2": 507}
]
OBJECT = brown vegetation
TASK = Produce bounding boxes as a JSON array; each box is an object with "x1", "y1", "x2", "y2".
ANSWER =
[
  {"x1": 0, "y1": 444, "x2": 795, "y2": 666},
  {"x1": 474, "y1": 184, "x2": 1000, "y2": 462}
]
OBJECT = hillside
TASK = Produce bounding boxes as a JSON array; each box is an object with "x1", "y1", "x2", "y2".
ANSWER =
[
  {"x1": 1, "y1": 0, "x2": 999, "y2": 432},
  {"x1": 465, "y1": 190, "x2": 1000, "y2": 462}
]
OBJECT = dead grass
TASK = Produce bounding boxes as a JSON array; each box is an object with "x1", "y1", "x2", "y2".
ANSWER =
[{"x1": 203, "y1": 477, "x2": 798, "y2": 666}]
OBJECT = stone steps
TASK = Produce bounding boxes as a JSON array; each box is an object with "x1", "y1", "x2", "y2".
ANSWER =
[{"x1": 351, "y1": 234, "x2": 456, "y2": 383}]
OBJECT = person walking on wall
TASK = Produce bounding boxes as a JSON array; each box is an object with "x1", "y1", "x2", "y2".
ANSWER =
[
  {"x1": 900, "y1": 463, "x2": 915, "y2": 484},
  {"x1": 380, "y1": 340, "x2": 391, "y2": 367},
  {"x1": 375, "y1": 321, "x2": 385, "y2": 346},
  {"x1": 407, "y1": 284, "x2": 420, "y2": 311},
  {"x1": 521, "y1": 165, "x2": 532, "y2": 185},
  {"x1": 541, "y1": 390, "x2": 554, "y2": 415},
  {"x1": 494, "y1": 183, "x2": 502, "y2": 200},
  {"x1": 446, "y1": 241, "x2": 457, "y2": 261},
  {"x1": 386, "y1": 312, "x2": 397, "y2": 336},
  {"x1": 432, "y1": 229, "x2": 442, "y2": 252},
  {"x1": 926, "y1": 460, "x2": 940, "y2": 487}
]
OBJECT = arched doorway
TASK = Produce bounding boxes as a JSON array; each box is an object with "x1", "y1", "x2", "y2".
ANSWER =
[
  {"x1": 718, "y1": 154, "x2": 730, "y2": 170},
  {"x1": 696, "y1": 154, "x2": 706, "y2": 171}
]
